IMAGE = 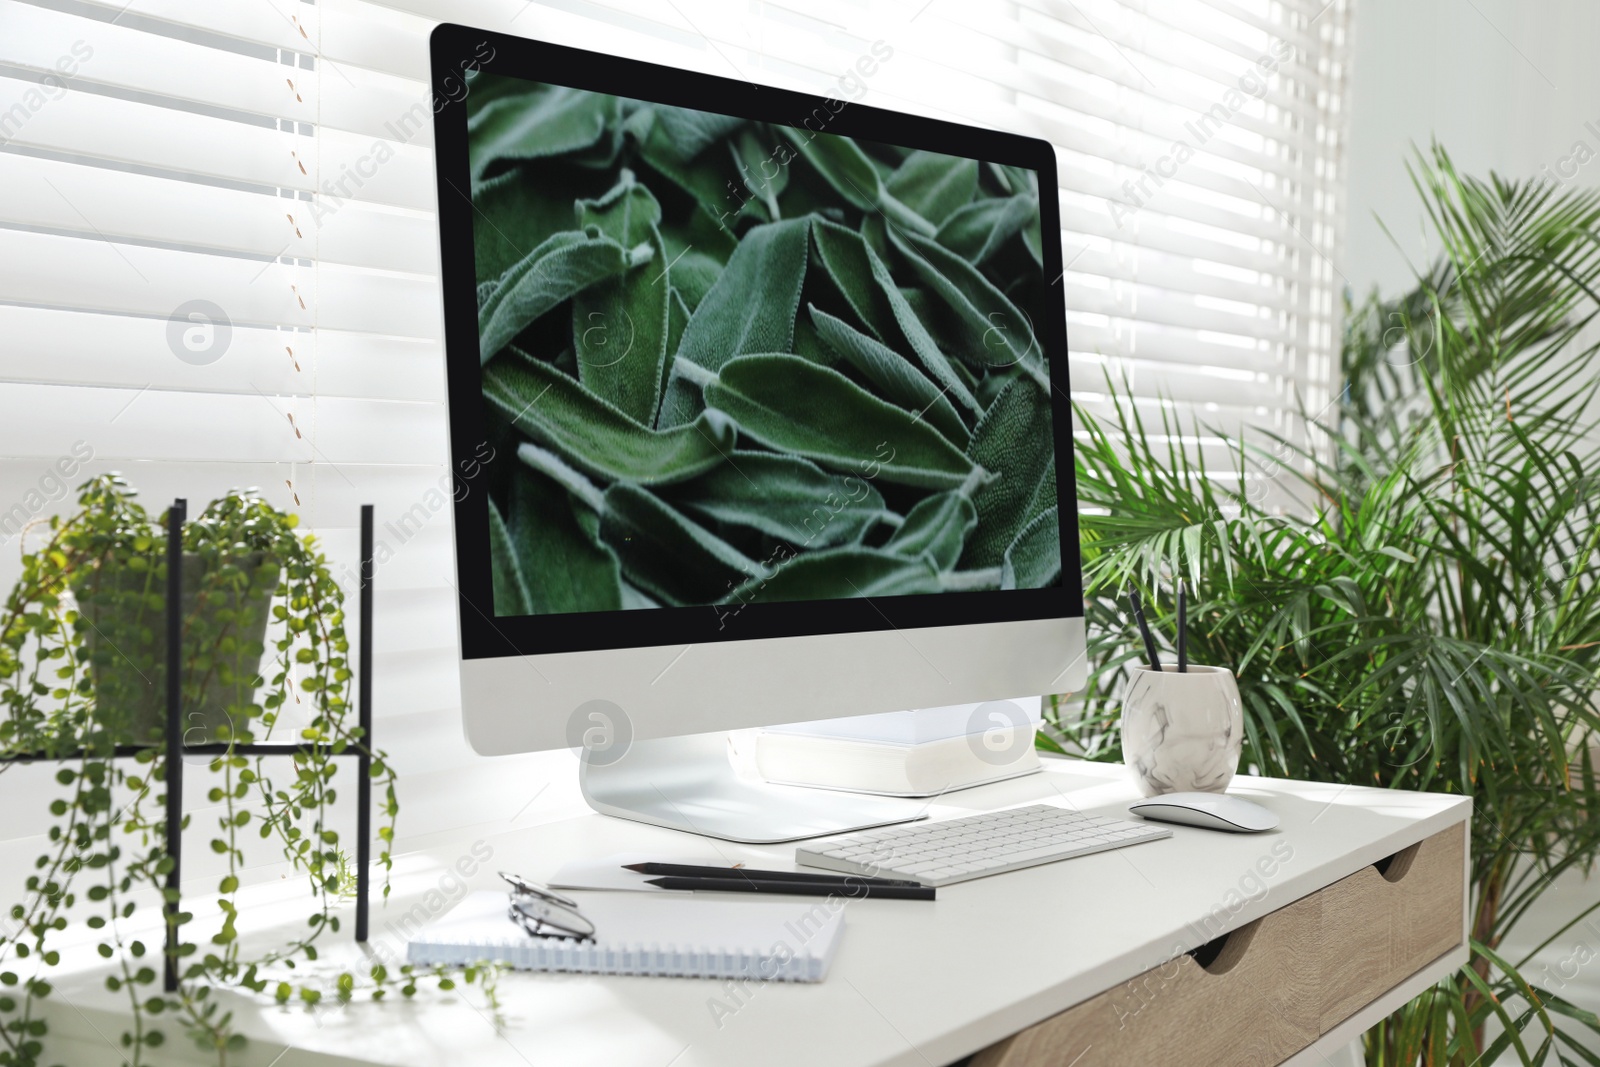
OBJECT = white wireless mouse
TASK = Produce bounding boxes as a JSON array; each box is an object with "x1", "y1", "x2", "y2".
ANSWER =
[{"x1": 1128, "y1": 792, "x2": 1278, "y2": 833}]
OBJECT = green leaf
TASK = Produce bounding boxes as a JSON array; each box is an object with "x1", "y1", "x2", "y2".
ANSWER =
[
  {"x1": 792, "y1": 306, "x2": 836, "y2": 367},
  {"x1": 630, "y1": 107, "x2": 754, "y2": 229},
  {"x1": 668, "y1": 451, "x2": 889, "y2": 548},
  {"x1": 1001, "y1": 507, "x2": 1060, "y2": 589},
  {"x1": 666, "y1": 287, "x2": 691, "y2": 361},
  {"x1": 808, "y1": 304, "x2": 970, "y2": 445},
  {"x1": 660, "y1": 244, "x2": 723, "y2": 311},
  {"x1": 468, "y1": 87, "x2": 615, "y2": 183},
  {"x1": 988, "y1": 163, "x2": 1037, "y2": 198},
  {"x1": 728, "y1": 546, "x2": 943, "y2": 603},
  {"x1": 645, "y1": 106, "x2": 744, "y2": 164},
  {"x1": 659, "y1": 218, "x2": 811, "y2": 427},
  {"x1": 699, "y1": 354, "x2": 981, "y2": 489},
  {"x1": 961, "y1": 378, "x2": 1056, "y2": 567},
  {"x1": 489, "y1": 497, "x2": 532, "y2": 608},
  {"x1": 485, "y1": 348, "x2": 734, "y2": 485},
  {"x1": 463, "y1": 71, "x2": 533, "y2": 121},
  {"x1": 862, "y1": 212, "x2": 889, "y2": 262},
  {"x1": 888, "y1": 227, "x2": 1047, "y2": 388},
  {"x1": 573, "y1": 173, "x2": 672, "y2": 424},
  {"x1": 471, "y1": 169, "x2": 604, "y2": 285},
  {"x1": 784, "y1": 130, "x2": 881, "y2": 212},
  {"x1": 782, "y1": 131, "x2": 935, "y2": 235},
  {"x1": 865, "y1": 243, "x2": 981, "y2": 415},
  {"x1": 505, "y1": 460, "x2": 624, "y2": 614},
  {"x1": 1022, "y1": 210, "x2": 1043, "y2": 267},
  {"x1": 516, "y1": 439, "x2": 604, "y2": 513},
  {"x1": 810, "y1": 218, "x2": 899, "y2": 343},
  {"x1": 598, "y1": 484, "x2": 765, "y2": 605},
  {"x1": 478, "y1": 230, "x2": 642, "y2": 364},
  {"x1": 936, "y1": 195, "x2": 1038, "y2": 266},
  {"x1": 885, "y1": 150, "x2": 979, "y2": 226},
  {"x1": 575, "y1": 168, "x2": 663, "y2": 254},
  {"x1": 976, "y1": 367, "x2": 1023, "y2": 410},
  {"x1": 883, "y1": 490, "x2": 978, "y2": 570},
  {"x1": 732, "y1": 127, "x2": 790, "y2": 219}
]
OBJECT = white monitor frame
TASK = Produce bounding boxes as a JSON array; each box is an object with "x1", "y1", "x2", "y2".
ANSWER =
[{"x1": 430, "y1": 24, "x2": 1087, "y2": 839}]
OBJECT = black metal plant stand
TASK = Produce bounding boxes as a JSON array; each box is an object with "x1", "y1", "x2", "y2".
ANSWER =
[{"x1": 1, "y1": 500, "x2": 377, "y2": 992}]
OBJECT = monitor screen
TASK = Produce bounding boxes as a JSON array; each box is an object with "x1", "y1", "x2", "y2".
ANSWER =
[{"x1": 433, "y1": 29, "x2": 1079, "y2": 657}]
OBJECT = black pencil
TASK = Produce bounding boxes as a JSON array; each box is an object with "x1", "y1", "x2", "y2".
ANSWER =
[
  {"x1": 1177, "y1": 579, "x2": 1188, "y2": 673},
  {"x1": 1127, "y1": 585, "x2": 1163, "y2": 671},
  {"x1": 623, "y1": 862, "x2": 921, "y2": 887},
  {"x1": 643, "y1": 876, "x2": 935, "y2": 900}
]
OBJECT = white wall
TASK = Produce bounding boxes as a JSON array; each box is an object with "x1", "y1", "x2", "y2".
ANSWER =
[{"x1": 1343, "y1": 0, "x2": 1600, "y2": 297}]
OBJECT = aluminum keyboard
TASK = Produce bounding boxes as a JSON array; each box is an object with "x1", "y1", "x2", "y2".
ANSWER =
[{"x1": 795, "y1": 803, "x2": 1172, "y2": 887}]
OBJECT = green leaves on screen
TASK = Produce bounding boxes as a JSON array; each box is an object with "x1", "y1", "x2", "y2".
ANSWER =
[
  {"x1": 469, "y1": 87, "x2": 616, "y2": 183},
  {"x1": 485, "y1": 348, "x2": 732, "y2": 485},
  {"x1": 573, "y1": 173, "x2": 672, "y2": 424},
  {"x1": 700, "y1": 354, "x2": 980, "y2": 490},
  {"x1": 466, "y1": 72, "x2": 1060, "y2": 613},
  {"x1": 658, "y1": 217, "x2": 810, "y2": 427},
  {"x1": 669, "y1": 452, "x2": 889, "y2": 549},
  {"x1": 479, "y1": 229, "x2": 646, "y2": 364},
  {"x1": 963, "y1": 379, "x2": 1056, "y2": 568}
]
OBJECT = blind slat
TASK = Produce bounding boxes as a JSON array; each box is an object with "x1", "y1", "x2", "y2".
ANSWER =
[
  {"x1": 0, "y1": 383, "x2": 444, "y2": 466},
  {"x1": 1068, "y1": 354, "x2": 1281, "y2": 409},
  {"x1": 0, "y1": 306, "x2": 443, "y2": 401},
  {"x1": 2, "y1": 85, "x2": 310, "y2": 189},
  {"x1": 319, "y1": 0, "x2": 435, "y2": 82},
  {"x1": 1063, "y1": 247, "x2": 1292, "y2": 311},
  {"x1": 2, "y1": 3, "x2": 317, "y2": 125},
  {"x1": 1068, "y1": 286, "x2": 1289, "y2": 343},
  {"x1": 911, "y1": 18, "x2": 1323, "y2": 135},
  {"x1": 2, "y1": 228, "x2": 440, "y2": 336},
  {"x1": 1059, "y1": 204, "x2": 1282, "y2": 275},
  {"x1": 64, "y1": 0, "x2": 312, "y2": 52},
  {"x1": 1067, "y1": 321, "x2": 1279, "y2": 372},
  {"x1": 0, "y1": 147, "x2": 442, "y2": 272},
  {"x1": 1, "y1": 85, "x2": 439, "y2": 211}
]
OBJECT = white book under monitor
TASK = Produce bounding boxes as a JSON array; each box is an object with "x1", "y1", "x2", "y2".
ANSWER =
[{"x1": 752, "y1": 699, "x2": 1043, "y2": 797}]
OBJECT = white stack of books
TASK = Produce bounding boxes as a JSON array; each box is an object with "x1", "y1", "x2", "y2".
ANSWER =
[{"x1": 749, "y1": 699, "x2": 1044, "y2": 797}]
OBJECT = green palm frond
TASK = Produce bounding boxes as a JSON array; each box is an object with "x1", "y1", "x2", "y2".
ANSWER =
[{"x1": 1060, "y1": 143, "x2": 1600, "y2": 1065}]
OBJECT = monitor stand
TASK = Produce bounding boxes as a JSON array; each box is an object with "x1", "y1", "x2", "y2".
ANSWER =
[{"x1": 577, "y1": 733, "x2": 928, "y2": 843}]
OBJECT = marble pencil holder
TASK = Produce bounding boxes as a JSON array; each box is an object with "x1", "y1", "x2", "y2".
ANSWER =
[{"x1": 1119, "y1": 664, "x2": 1244, "y2": 797}]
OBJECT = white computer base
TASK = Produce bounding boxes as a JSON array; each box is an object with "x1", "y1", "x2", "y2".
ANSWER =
[{"x1": 577, "y1": 732, "x2": 928, "y2": 843}]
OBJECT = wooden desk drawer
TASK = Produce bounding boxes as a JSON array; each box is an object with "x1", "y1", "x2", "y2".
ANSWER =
[
  {"x1": 972, "y1": 823, "x2": 1468, "y2": 1067},
  {"x1": 971, "y1": 890, "x2": 1321, "y2": 1067},
  {"x1": 1318, "y1": 824, "x2": 1465, "y2": 1031}
]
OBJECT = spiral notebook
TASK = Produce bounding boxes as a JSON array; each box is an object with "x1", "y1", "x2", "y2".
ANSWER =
[{"x1": 405, "y1": 890, "x2": 843, "y2": 982}]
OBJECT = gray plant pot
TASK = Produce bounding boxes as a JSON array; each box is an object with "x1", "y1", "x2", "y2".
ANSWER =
[{"x1": 74, "y1": 550, "x2": 279, "y2": 746}]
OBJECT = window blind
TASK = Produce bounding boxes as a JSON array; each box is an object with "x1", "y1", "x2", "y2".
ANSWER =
[{"x1": 0, "y1": 0, "x2": 1351, "y2": 849}]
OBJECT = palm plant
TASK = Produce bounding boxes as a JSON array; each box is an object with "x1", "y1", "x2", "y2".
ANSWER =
[{"x1": 1053, "y1": 145, "x2": 1600, "y2": 1064}]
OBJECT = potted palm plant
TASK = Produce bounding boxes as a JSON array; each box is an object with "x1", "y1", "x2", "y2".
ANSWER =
[{"x1": 1056, "y1": 146, "x2": 1600, "y2": 1064}]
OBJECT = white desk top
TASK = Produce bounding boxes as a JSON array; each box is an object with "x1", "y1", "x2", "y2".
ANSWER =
[{"x1": 41, "y1": 758, "x2": 1469, "y2": 1067}]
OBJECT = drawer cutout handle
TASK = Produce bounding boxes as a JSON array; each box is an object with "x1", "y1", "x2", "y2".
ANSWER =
[
  {"x1": 1373, "y1": 842, "x2": 1421, "y2": 883},
  {"x1": 1185, "y1": 917, "x2": 1260, "y2": 975}
]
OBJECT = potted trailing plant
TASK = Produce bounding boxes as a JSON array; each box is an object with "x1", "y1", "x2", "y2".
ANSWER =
[
  {"x1": 72, "y1": 487, "x2": 280, "y2": 746},
  {"x1": 1056, "y1": 146, "x2": 1600, "y2": 1064},
  {"x1": 0, "y1": 477, "x2": 491, "y2": 1067}
]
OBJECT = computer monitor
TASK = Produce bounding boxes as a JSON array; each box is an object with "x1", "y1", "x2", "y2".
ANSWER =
[{"x1": 429, "y1": 24, "x2": 1085, "y2": 841}]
